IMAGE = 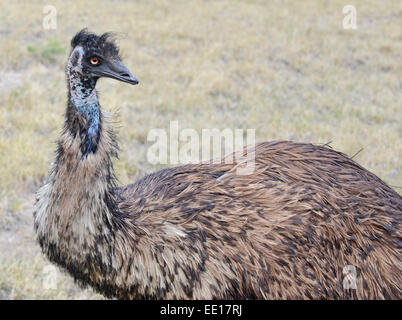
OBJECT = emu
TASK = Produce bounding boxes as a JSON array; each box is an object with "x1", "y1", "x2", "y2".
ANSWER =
[{"x1": 34, "y1": 29, "x2": 401, "y2": 300}]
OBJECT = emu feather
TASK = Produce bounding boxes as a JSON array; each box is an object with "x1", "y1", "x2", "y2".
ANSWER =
[{"x1": 34, "y1": 29, "x2": 402, "y2": 300}]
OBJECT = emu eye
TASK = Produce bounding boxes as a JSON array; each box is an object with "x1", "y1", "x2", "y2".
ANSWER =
[{"x1": 89, "y1": 57, "x2": 100, "y2": 65}]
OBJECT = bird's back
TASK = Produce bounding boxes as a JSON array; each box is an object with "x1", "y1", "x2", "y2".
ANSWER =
[{"x1": 114, "y1": 141, "x2": 401, "y2": 299}]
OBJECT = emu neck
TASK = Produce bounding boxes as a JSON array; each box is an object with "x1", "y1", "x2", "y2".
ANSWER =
[
  {"x1": 69, "y1": 74, "x2": 98, "y2": 115},
  {"x1": 67, "y1": 69, "x2": 100, "y2": 157},
  {"x1": 34, "y1": 64, "x2": 120, "y2": 250}
]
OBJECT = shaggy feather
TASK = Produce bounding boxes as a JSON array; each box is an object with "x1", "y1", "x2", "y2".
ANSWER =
[{"x1": 34, "y1": 30, "x2": 402, "y2": 300}]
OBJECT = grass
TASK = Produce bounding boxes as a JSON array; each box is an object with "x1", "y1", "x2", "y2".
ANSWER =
[
  {"x1": 27, "y1": 40, "x2": 66, "y2": 63},
  {"x1": 0, "y1": 0, "x2": 401, "y2": 299}
]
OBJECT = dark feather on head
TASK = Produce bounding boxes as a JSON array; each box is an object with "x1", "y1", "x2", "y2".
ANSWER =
[{"x1": 71, "y1": 28, "x2": 120, "y2": 59}]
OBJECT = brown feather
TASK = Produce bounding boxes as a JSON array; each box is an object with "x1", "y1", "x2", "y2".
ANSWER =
[
  {"x1": 34, "y1": 112, "x2": 402, "y2": 299},
  {"x1": 34, "y1": 31, "x2": 402, "y2": 300}
]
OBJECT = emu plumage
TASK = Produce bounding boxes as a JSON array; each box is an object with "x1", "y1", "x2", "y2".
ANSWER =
[{"x1": 34, "y1": 30, "x2": 402, "y2": 299}]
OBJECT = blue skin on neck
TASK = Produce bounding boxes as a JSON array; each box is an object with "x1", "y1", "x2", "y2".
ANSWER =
[{"x1": 70, "y1": 76, "x2": 100, "y2": 158}]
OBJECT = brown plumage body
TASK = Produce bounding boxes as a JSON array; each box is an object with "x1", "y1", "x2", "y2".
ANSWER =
[{"x1": 34, "y1": 30, "x2": 402, "y2": 300}]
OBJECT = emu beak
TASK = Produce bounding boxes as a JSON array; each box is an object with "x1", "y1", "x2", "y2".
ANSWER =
[{"x1": 95, "y1": 60, "x2": 139, "y2": 85}]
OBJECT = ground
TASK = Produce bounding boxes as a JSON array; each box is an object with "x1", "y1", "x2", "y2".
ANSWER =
[{"x1": 0, "y1": 0, "x2": 401, "y2": 299}]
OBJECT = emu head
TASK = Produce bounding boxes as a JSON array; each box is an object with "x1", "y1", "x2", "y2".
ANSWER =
[{"x1": 68, "y1": 29, "x2": 138, "y2": 85}]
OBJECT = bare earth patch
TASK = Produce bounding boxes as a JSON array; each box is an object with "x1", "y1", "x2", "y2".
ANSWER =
[{"x1": 0, "y1": 72, "x2": 22, "y2": 94}]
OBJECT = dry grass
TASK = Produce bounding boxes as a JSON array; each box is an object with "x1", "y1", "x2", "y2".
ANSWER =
[{"x1": 0, "y1": 0, "x2": 400, "y2": 299}]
